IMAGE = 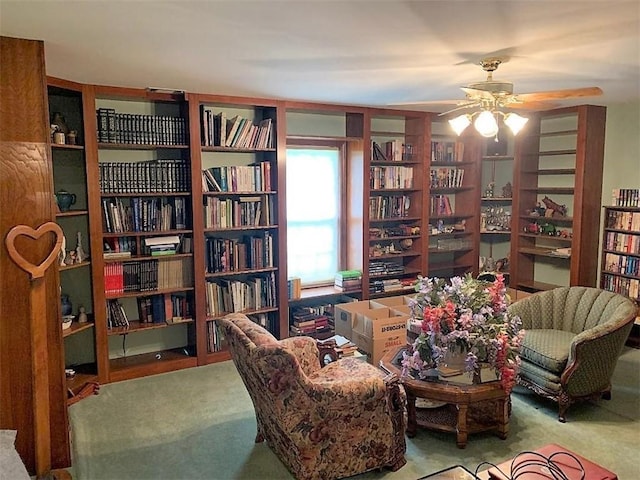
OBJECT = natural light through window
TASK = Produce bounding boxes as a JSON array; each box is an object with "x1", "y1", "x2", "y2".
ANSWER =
[{"x1": 286, "y1": 147, "x2": 340, "y2": 285}]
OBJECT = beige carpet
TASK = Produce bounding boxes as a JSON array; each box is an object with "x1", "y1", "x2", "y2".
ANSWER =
[{"x1": 68, "y1": 347, "x2": 640, "y2": 479}]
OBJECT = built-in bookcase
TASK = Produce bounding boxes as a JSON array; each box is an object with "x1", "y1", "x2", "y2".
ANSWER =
[
  {"x1": 427, "y1": 119, "x2": 481, "y2": 279},
  {"x1": 479, "y1": 135, "x2": 515, "y2": 282},
  {"x1": 47, "y1": 77, "x2": 103, "y2": 400},
  {"x1": 511, "y1": 105, "x2": 606, "y2": 292},
  {"x1": 188, "y1": 94, "x2": 285, "y2": 363},
  {"x1": 85, "y1": 86, "x2": 197, "y2": 382},
  {"x1": 364, "y1": 109, "x2": 429, "y2": 297}
]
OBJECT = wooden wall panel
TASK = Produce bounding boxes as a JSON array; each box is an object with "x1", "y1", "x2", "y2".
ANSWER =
[{"x1": 0, "y1": 36, "x2": 71, "y2": 474}]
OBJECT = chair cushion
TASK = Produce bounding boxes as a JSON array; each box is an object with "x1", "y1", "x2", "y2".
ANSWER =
[{"x1": 520, "y1": 329, "x2": 575, "y2": 374}]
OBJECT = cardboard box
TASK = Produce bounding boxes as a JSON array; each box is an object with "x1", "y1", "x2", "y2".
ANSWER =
[
  {"x1": 369, "y1": 294, "x2": 415, "y2": 309},
  {"x1": 350, "y1": 308, "x2": 409, "y2": 365},
  {"x1": 333, "y1": 300, "x2": 381, "y2": 339},
  {"x1": 352, "y1": 330, "x2": 406, "y2": 366},
  {"x1": 390, "y1": 304, "x2": 412, "y2": 316},
  {"x1": 352, "y1": 308, "x2": 408, "y2": 338}
]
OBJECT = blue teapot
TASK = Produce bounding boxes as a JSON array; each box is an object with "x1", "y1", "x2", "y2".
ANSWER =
[{"x1": 55, "y1": 190, "x2": 76, "y2": 212}]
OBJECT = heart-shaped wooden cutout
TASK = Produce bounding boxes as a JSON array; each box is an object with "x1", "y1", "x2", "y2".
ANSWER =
[{"x1": 5, "y1": 222, "x2": 64, "y2": 279}]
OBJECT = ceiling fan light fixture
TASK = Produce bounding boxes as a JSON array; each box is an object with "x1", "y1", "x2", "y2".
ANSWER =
[
  {"x1": 503, "y1": 112, "x2": 529, "y2": 135},
  {"x1": 474, "y1": 110, "x2": 499, "y2": 138},
  {"x1": 449, "y1": 114, "x2": 472, "y2": 135}
]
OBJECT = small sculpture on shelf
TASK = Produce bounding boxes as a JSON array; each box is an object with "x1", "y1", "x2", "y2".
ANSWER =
[
  {"x1": 59, "y1": 234, "x2": 67, "y2": 266},
  {"x1": 485, "y1": 181, "x2": 495, "y2": 198},
  {"x1": 541, "y1": 196, "x2": 568, "y2": 217},
  {"x1": 502, "y1": 182, "x2": 512, "y2": 198},
  {"x1": 77, "y1": 306, "x2": 88, "y2": 323},
  {"x1": 75, "y1": 231, "x2": 88, "y2": 263}
]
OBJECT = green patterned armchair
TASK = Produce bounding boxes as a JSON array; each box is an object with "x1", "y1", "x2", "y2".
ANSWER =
[
  {"x1": 217, "y1": 313, "x2": 407, "y2": 480},
  {"x1": 508, "y1": 287, "x2": 637, "y2": 422}
]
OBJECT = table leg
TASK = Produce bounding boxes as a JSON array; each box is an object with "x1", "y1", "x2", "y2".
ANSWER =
[
  {"x1": 406, "y1": 390, "x2": 417, "y2": 438},
  {"x1": 496, "y1": 397, "x2": 510, "y2": 440},
  {"x1": 456, "y1": 404, "x2": 468, "y2": 449}
]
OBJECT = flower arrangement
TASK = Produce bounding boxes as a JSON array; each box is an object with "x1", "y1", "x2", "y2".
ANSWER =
[{"x1": 402, "y1": 274, "x2": 524, "y2": 393}]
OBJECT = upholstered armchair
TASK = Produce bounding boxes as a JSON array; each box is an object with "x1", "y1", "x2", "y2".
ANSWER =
[
  {"x1": 217, "y1": 313, "x2": 407, "y2": 480},
  {"x1": 508, "y1": 287, "x2": 637, "y2": 422}
]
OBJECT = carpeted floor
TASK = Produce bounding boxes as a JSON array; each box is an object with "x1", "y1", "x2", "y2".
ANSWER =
[{"x1": 68, "y1": 347, "x2": 640, "y2": 479}]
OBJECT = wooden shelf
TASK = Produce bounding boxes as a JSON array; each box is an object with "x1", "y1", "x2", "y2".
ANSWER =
[
  {"x1": 102, "y1": 229, "x2": 193, "y2": 237},
  {"x1": 481, "y1": 197, "x2": 512, "y2": 201},
  {"x1": 518, "y1": 247, "x2": 570, "y2": 258},
  {"x1": 100, "y1": 192, "x2": 191, "y2": 197},
  {"x1": 52, "y1": 143, "x2": 84, "y2": 150},
  {"x1": 519, "y1": 233, "x2": 572, "y2": 242},
  {"x1": 369, "y1": 216, "x2": 421, "y2": 223},
  {"x1": 102, "y1": 253, "x2": 193, "y2": 263},
  {"x1": 523, "y1": 149, "x2": 576, "y2": 156},
  {"x1": 203, "y1": 190, "x2": 276, "y2": 196},
  {"x1": 428, "y1": 262, "x2": 474, "y2": 272},
  {"x1": 63, "y1": 321, "x2": 94, "y2": 338},
  {"x1": 98, "y1": 142, "x2": 189, "y2": 150},
  {"x1": 369, "y1": 252, "x2": 421, "y2": 260},
  {"x1": 520, "y1": 214, "x2": 573, "y2": 223},
  {"x1": 105, "y1": 287, "x2": 194, "y2": 300},
  {"x1": 201, "y1": 349, "x2": 232, "y2": 365},
  {"x1": 370, "y1": 268, "x2": 421, "y2": 279},
  {"x1": 59, "y1": 260, "x2": 91, "y2": 271},
  {"x1": 56, "y1": 209, "x2": 88, "y2": 217},
  {"x1": 109, "y1": 349, "x2": 197, "y2": 382},
  {"x1": 516, "y1": 280, "x2": 563, "y2": 292},
  {"x1": 205, "y1": 267, "x2": 277, "y2": 278},
  {"x1": 205, "y1": 307, "x2": 279, "y2": 321},
  {"x1": 290, "y1": 286, "x2": 361, "y2": 302},
  {"x1": 202, "y1": 146, "x2": 276, "y2": 153},
  {"x1": 482, "y1": 155, "x2": 513, "y2": 161},
  {"x1": 480, "y1": 230, "x2": 511, "y2": 235},
  {"x1": 520, "y1": 187, "x2": 575, "y2": 194}
]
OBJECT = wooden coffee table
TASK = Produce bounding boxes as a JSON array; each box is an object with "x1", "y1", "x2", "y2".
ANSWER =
[{"x1": 380, "y1": 346, "x2": 511, "y2": 449}]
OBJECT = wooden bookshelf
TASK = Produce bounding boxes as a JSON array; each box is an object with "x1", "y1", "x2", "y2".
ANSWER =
[{"x1": 511, "y1": 105, "x2": 606, "y2": 292}]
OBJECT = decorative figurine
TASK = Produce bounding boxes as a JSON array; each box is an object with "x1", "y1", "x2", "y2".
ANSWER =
[
  {"x1": 59, "y1": 234, "x2": 67, "y2": 266},
  {"x1": 485, "y1": 181, "x2": 495, "y2": 198},
  {"x1": 77, "y1": 306, "x2": 88, "y2": 323},
  {"x1": 76, "y1": 231, "x2": 87, "y2": 263},
  {"x1": 502, "y1": 182, "x2": 513, "y2": 198}
]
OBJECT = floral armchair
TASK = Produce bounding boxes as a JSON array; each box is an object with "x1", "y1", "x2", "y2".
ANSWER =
[
  {"x1": 217, "y1": 313, "x2": 406, "y2": 480},
  {"x1": 508, "y1": 287, "x2": 637, "y2": 422}
]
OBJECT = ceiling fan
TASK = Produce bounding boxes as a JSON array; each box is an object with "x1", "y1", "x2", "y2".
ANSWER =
[
  {"x1": 438, "y1": 58, "x2": 603, "y2": 116},
  {"x1": 410, "y1": 58, "x2": 603, "y2": 137}
]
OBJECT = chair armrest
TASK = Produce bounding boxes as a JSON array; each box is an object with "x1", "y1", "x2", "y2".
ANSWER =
[
  {"x1": 302, "y1": 360, "x2": 401, "y2": 409},
  {"x1": 562, "y1": 315, "x2": 635, "y2": 396},
  {"x1": 280, "y1": 336, "x2": 323, "y2": 376}
]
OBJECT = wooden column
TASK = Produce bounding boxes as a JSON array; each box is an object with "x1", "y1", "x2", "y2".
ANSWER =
[{"x1": 0, "y1": 36, "x2": 71, "y2": 474}]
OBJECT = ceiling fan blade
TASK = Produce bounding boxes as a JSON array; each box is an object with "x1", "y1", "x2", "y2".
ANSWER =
[
  {"x1": 516, "y1": 87, "x2": 603, "y2": 102},
  {"x1": 438, "y1": 101, "x2": 481, "y2": 116},
  {"x1": 507, "y1": 100, "x2": 560, "y2": 111},
  {"x1": 461, "y1": 87, "x2": 495, "y2": 100}
]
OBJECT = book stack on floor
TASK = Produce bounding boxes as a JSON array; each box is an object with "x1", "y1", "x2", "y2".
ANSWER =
[
  {"x1": 319, "y1": 334, "x2": 359, "y2": 358},
  {"x1": 334, "y1": 270, "x2": 362, "y2": 292},
  {"x1": 289, "y1": 306, "x2": 331, "y2": 337}
]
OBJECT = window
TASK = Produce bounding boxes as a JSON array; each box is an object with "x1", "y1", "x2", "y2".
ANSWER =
[{"x1": 286, "y1": 145, "x2": 342, "y2": 286}]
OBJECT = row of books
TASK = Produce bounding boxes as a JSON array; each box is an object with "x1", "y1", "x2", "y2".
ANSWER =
[
  {"x1": 200, "y1": 107, "x2": 274, "y2": 149},
  {"x1": 604, "y1": 231, "x2": 640, "y2": 255},
  {"x1": 206, "y1": 320, "x2": 225, "y2": 353},
  {"x1": 601, "y1": 274, "x2": 640, "y2": 301},
  {"x1": 99, "y1": 160, "x2": 190, "y2": 194},
  {"x1": 369, "y1": 166, "x2": 414, "y2": 190},
  {"x1": 430, "y1": 167, "x2": 465, "y2": 189},
  {"x1": 371, "y1": 141, "x2": 414, "y2": 162},
  {"x1": 202, "y1": 162, "x2": 272, "y2": 193},
  {"x1": 369, "y1": 260, "x2": 405, "y2": 277},
  {"x1": 431, "y1": 140, "x2": 465, "y2": 163},
  {"x1": 205, "y1": 232, "x2": 274, "y2": 273},
  {"x1": 204, "y1": 272, "x2": 277, "y2": 317},
  {"x1": 606, "y1": 209, "x2": 640, "y2": 232},
  {"x1": 203, "y1": 195, "x2": 273, "y2": 229},
  {"x1": 137, "y1": 293, "x2": 192, "y2": 324},
  {"x1": 369, "y1": 277, "x2": 414, "y2": 293},
  {"x1": 334, "y1": 270, "x2": 362, "y2": 292},
  {"x1": 103, "y1": 235, "x2": 192, "y2": 259},
  {"x1": 289, "y1": 306, "x2": 331, "y2": 336},
  {"x1": 612, "y1": 188, "x2": 640, "y2": 208},
  {"x1": 97, "y1": 108, "x2": 187, "y2": 145},
  {"x1": 430, "y1": 194, "x2": 453, "y2": 216},
  {"x1": 103, "y1": 258, "x2": 193, "y2": 295},
  {"x1": 106, "y1": 299, "x2": 129, "y2": 328},
  {"x1": 603, "y1": 252, "x2": 640, "y2": 278},
  {"x1": 287, "y1": 277, "x2": 302, "y2": 300},
  {"x1": 369, "y1": 195, "x2": 412, "y2": 220},
  {"x1": 102, "y1": 197, "x2": 188, "y2": 233}
]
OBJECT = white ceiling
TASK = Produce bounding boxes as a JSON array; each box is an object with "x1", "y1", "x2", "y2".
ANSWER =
[{"x1": 1, "y1": 1, "x2": 639, "y2": 111}]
